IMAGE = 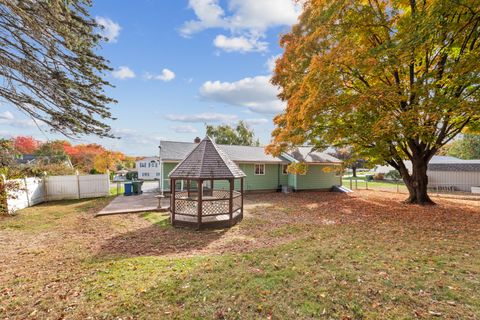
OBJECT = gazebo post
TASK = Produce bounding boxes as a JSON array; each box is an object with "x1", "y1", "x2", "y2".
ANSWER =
[
  {"x1": 168, "y1": 136, "x2": 246, "y2": 229},
  {"x1": 229, "y1": 178, "x2": 234, "y2": 225},
  {"x1": 240, "y1": 177, "x2": 244, "y2": 217},
  {"x1": 197, "y1": 179, "x2": 203, "y2": 230},
  {"x1": 171, "y1": 178, "x2": 175, "y2": 226}
]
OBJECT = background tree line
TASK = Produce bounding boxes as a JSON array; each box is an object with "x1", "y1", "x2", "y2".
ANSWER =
[{"x1": 1, "y1": 136, "x2": 135, "y2": 179}]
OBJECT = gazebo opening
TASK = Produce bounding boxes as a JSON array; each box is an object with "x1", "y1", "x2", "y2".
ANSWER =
[{"x1": 168, "y1": 136, "x2": 246, "y2": 230}]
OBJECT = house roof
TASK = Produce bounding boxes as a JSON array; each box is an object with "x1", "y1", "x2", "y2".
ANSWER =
[
  {"x1": 15, "y1": 154, "x2": 37, "y2": 165},
  {"x1": 159, "y1": 140, "x2": 340, "y2": 164},
  {"x1": 429, "y1": 156, "x2": 466, "y2": 164},
  {"x1": 428, "y1": 159, "x2": 480, "y2": 172},
  {"x1": 168, "y1": 137, "x2": 246, "y2": 179},
  {"x1": 286, "y1": 147, "x2": 343, "y2": 164}
]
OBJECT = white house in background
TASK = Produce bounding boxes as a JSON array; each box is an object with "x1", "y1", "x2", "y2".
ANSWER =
[
  {"x1": 374, "y1": 156, "x2": 462, "y2": 174},
  {"x1": 135, "y1": 157, "x2": 160, "y2": 180},
  {"x1": 375, "y1": 156, "x2": 480, "y2": 192}
]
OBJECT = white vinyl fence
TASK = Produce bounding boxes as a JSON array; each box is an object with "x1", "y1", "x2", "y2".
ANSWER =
[{"x1": 2, "y1": 173, "x2": 109, "y2": 213}]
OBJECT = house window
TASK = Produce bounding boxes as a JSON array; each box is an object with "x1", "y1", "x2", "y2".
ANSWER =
[
  {"x1": 282, "y1": 164, "x2": 288, "y2": 175},
  {"x1": 156, "y1": 172, "x2": 160, "y2": 176},
  {"x1": 142, "y1": 172, "x2": 149, "y2": 177},
  {"x1": 139, "y1": 162, "x2": 146, "y2": 168},
  {"x1": 149, "y1": 161, "x2": 157, "y2": 168},
  {"x1": 254, "y1": 164, "x2": 265, "y2": 175}
]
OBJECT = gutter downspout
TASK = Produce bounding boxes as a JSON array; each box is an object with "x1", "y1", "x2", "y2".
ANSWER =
[{"x1": 277, "y1": 164, "x2": 280, "y2": 191}]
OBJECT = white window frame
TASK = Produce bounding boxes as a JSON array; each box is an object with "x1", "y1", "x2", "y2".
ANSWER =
[
  {"x1": 282, "y1": 164, "x2": 288, "y2": 175},
  {"x1": 254, "y1": 163, "x2": 265, "y2": 175}
]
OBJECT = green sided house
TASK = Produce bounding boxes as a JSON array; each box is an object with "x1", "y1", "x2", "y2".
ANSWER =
[{"x1": 158, "y1": 138, "x2": 342, "y2": 193}]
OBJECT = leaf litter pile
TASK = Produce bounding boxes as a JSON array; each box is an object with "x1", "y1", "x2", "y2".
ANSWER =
[{"x1": 0, "y1": 191, "x2": 479, "y2": 319}]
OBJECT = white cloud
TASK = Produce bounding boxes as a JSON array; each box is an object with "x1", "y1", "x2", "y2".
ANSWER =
[
  {"x1": 266, "y1": 54, "x2": 281, "y2": 72},
  {"x1": 111, "y1": 128, "x2": 165, "y2": 152},
  {"x1": 9, "y1": 119, "x2": 40, "y2": 128},
  {"x1": 0, "y1": 111, "x2": 14, "y2": 120},
  {"x1": 227, "y1": 0, "x2": 300, "y2": 32},
  {"x1": 181, "y1": 0, "x2": 301, "y2": 52},
  {"x1": 180, "y1": 0, "x2": 226, "y2": 36},
  {"x1": 181, "y1": 0, "x2": 300, "y2": 36},
  {"x1": 96, "y1": 17, "x2": 121, "y2": 43},
  {"x1": 0, "y1": 111, "x2": 44, "y2": 128},
  {"x1": 112, "y1": 66, "x2": 135, "y2": 80},
  {"x1": 213, "y1": 34, "x2": 267, "y2": 53},
  {"x1": 244, "y1": 118, "x2": 269, "y2": 125},
  {"x1": 0, "y1": 130, "x2": 11, "y2": 137},
  {"x1": 165, "y1": 113, "x2": 238, "y2": 123},
  {"x1": 171, "y1": 125, "x2": 198, "y2": 133},
  {"x1": 199, "y1": 76, "x2": 284, "y2": 113},
  {"x1": 145, "y1": 69, "x2": 176, "y2": 82}
]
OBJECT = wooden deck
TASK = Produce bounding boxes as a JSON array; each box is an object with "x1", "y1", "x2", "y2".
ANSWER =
[{"x1": 96, "y1": 194, "x2": 169, "y2": 216}]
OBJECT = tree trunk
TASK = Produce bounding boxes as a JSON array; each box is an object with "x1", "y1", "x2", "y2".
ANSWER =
[
  {"x1": 401, "y1": 158, "x2": 434, "y2": 205},
  {"x1": 351, "y1": 166, "x2": 357, "y2": 178}
]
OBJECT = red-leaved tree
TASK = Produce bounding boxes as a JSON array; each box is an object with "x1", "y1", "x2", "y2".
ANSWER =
[{"x1": 12, "y1": 136, "x2": 40, "y2": 154}]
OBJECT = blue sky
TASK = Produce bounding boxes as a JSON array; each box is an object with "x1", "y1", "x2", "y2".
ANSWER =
[{"x1": 0, "y1": 0, "x2": 301, "y2": 155}]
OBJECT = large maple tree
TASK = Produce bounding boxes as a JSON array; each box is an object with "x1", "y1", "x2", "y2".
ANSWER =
[{"x1": 267, "y1": 0, "x2": 480, "y2": 204}]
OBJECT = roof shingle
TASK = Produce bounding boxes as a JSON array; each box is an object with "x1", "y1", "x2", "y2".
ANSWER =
[
  {"x1": 168, "y1": 137, "x2": 246, "y2": 179},
  {"x1": 159, "y1": 141, "x2": 340, "y2": 164}
]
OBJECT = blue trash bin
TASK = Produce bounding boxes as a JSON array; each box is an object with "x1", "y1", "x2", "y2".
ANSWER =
[{"x1": 124, "y1": 182, "x2": 133, "y2": 196}]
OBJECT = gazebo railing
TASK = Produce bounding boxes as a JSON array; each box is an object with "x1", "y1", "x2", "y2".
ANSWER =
[
  {"x1": 174, "y1": 189, "x2": 242, "y2": 217},
  {"x1": 174, "y1": 197, "x2": 197, "y2": 216}
]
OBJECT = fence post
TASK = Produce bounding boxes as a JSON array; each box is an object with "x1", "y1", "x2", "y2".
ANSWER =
[
  {"x1": 43, "y1": 172, "x2": 48, "y2": 202},
  {"x1": 396, "y1": 180, "x2": 399, "y2": 193},
  {"x1": 76, "y1": 170, "x2": 81, "y2": 199},
  {"x1": 0, "y1": 174, "x2": 6, "y2": 213},
  {"x1": 365, "y1": 178, "x2": 368, "y2": 190},
  {"x1": 350, "y1": 176, "x2": 352, "y2": 190},
  {"x1": 355, "y1": 177, "x2": 358, "y2": 190},
  {"x1": 105, "y1": 169, "x2": 109, "y2": 196},
  {"x1": 23, "y1": 177, "x2": 30, "y2": 207}
]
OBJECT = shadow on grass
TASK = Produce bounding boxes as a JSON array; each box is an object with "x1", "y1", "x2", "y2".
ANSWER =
[
  {"x1": 94, "y1": 190, "x2": 480, "y2": 261},
  {"x1": 94, "y1": 215, "x2": 228, "y2": 259}
]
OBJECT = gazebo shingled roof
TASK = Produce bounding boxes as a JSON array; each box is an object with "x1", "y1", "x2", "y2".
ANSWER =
[{"x1": 168, "y1": 136, "x2": 246, "y2": 179}]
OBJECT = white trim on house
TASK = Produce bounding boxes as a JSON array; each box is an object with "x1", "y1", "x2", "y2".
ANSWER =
[{"x1": 254, "y1": 163, "x2": 265, "y2": 175}]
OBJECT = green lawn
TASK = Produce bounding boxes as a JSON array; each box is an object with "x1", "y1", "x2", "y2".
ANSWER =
[
  {"x1": 1, "y1": 191, "x2": 479, "y2": 319},
  {"x1": 342, "y1": 176, "x2": 407, "y2": 191},
  {"x1": 110, "y1": 184, "x2": 125, "y2": 196}
]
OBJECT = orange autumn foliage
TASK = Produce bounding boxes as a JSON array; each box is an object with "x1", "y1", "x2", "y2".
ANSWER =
[
  {"x1": 12, "y1": 136, "x2": 40, "y2": 154},
  {"x1": 267, "y1": 0, "x2": 480, "y2": 204}
]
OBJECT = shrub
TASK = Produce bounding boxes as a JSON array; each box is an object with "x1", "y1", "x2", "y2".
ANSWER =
[
  {"x1": 373, "y1": 173, "x2": 385, "y2": 180},
  {"x1": 385, "y1": 170, "x2": 401, "y2": 181},
  {"x1": 0, "y1": 178, "x2": 22, "y2": 215}
]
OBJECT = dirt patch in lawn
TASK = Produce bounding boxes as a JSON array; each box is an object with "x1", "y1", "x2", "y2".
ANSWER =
[{"x1": 0, "y1": 191, "x2": 479, "y2": 319}]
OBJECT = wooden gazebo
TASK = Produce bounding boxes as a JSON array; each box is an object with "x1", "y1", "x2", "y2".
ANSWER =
[{"x1": 169, "y1": 136, "x2": 246, "y2": 230}]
